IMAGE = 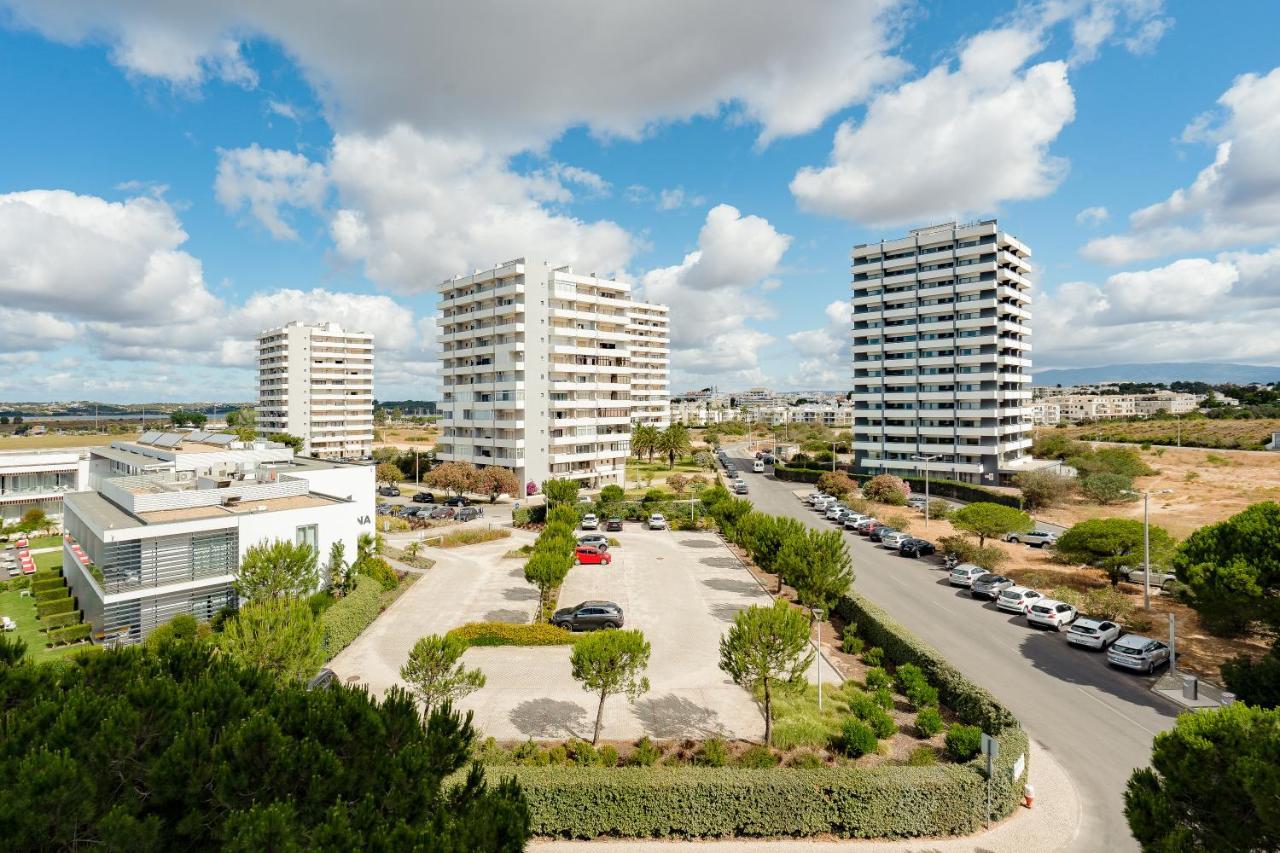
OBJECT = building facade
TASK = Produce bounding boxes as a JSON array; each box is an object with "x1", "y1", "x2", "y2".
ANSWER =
[
  {"x1": 851, "y1": 220, "x2": 1038, "y2": 484},
  {"x1": 61, "y1": 431, "x2": 374, "y2": 645},
  {"x1": 627, "y1": 302, "x2": 671, "y2": 427},
  {"x1": 0, "y1": 449, "x2": 90, "y2": 525},
  {"x1": 1030, "y1": 391, "x2": 1201, "y2": 425},
  {"x1": 436, "y1": 257, "x2": 669, "y2": 492},
  {"x1": 257, "y1": 321, "x2": 374, "y2": 460}
]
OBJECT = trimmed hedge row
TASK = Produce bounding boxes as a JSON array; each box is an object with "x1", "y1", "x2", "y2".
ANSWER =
[
  {"x1": 48, "y1": 623, "x2": 91, "y2": 646},
  {"x1": 39, "y1": 612, "x2": 81, "y2": 632},
  {"x1": 34, "y1": 587, "x2": 70, "y2": 604},
  {"x1": 901, "y1": 477, "x2": 1021, "y2": 509},
  {"x1": 445, "y1": 621, "x2": 573, "y2": 648},
  {"x1": 319, "y1": 575, "x2": 382, "y2": 657},
  {"x1": 36, "y1": 597, "x2": 76, "y2": 618},
  {"x1": 31, "y1": 576, "x2": 66, "y2": 594},
  {"x1": 833, "y1": 591, "x2": 1017, "y2": 734},
  {"x1": 771, "y1": 464, "x2": 823, "y2": 483},
  {"x1": 483, "y1": 765, "x2": 1006, "y2": 839}
]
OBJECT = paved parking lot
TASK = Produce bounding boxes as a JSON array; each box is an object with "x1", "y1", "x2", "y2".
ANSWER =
[{"x1": 331, "y1": 519, "x2": 836, "y2": 743}]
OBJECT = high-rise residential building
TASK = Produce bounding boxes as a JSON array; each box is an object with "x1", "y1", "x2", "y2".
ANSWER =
[
  {"x1": 436, "y1": 257, "x2": 670, "y2": 492},
  {"x1": 256, "y1": 321, "x2": 374, "y2": 460},
  {"x1": 850, "y1": 220, "x2": 1044, "y2": 485},
  {"x1": 627, "y1": 302, "x2": 671, "y2": 427}
]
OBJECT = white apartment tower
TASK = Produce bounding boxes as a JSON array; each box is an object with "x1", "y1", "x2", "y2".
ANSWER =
[
  {"x1": 257, "y1": 321, "x2": 375, "y2": 460},
  {"x1": 627, "y1": 302, "x2": 671, "y2": 427},
  {"x1": 850, "y1": 220, "x2": 1037, "y2": 484},
  {"x1": 436, "y1": 257, "x2": 670, "y2": 492}
]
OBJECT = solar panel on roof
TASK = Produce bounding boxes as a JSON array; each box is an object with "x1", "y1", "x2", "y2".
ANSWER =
[
  {"x1": 139, "y1": 430, "x2": 163, "y2": 444},
  {"x1": 204, "y1": 433, "x2": 236, "y2": 446},
  {"x1": 153, "y1": 433, "x2": 185, "y2": 448},
  {"x1": 186, "y1": 431, "x2": 212, "y2": 442}
]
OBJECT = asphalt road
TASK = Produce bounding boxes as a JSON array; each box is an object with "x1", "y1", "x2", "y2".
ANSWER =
[{"x1": 726, "y1": 448, "x2": 1180, "y2": 852}]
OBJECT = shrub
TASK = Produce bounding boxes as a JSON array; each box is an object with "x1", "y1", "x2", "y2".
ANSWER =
[
  {"x1": 694, "y1": 737, "x2": 729, "y2": 767},
  {"x1": 598, "y1": 745, "x2": 620, "y2": 768},
  {"x1": 840, "y1": 719, "x2": 879, "y2": 758},
  {"x1": 566, "y1": 740, "x2": 600, "y2": 767},
  {"x1": 894, "y1": 663, "x2": 927, "y2": 693},
  {"x1": 357, "y1": 557, "x2": 401, "y2": 591},
  {"x1": 789, "y1": 751, "x2": 825, "y2": 769},
  {"x1": 512, "y1": 740, "x2": 549, "y2": 767},
  {"x1": 883, "y1": 513, "x2": 912, "y2": 534},
  {"x1": 925, "y1": 500, "x2": 952, "y2": 522},
  {"x1": 847, "y1": 692, "x2": 896, "y2": 738},
  {"x1": 547, "y1": 745, "x2": 569, "y2": 765},
  {"x1": 841, "y1": 632, "x2": 864, "y2": 656},
  {"x1": 864, "y1": 667, "x2": 891, "y2": 691},
  {"x1": 38, "y1": 612, "x2": 80, "y2": 632},
  {"x1": 34, "y1": 587, "x2": 70, "y2": 605},
  {"x1": 1082, "y1": 586, "x2": 1135, "y2": 623},
  {"x1": 915, "y1": 707, "x2": 943, "y2": 738},
  {"x1": 444, "y1": 622, "x2": 574, "y2": 648},
  {"x1": 36, "y1": 597, "x2": 76, "y2": 618},
  {"x1": 438, "y1": 528, "x2": 511, "y2": 548},
  {"x1": 319, "y1": 575, "x2": 383, "y2": 655},
  {"x1": 1080, "y1": 473, "x2": 1136, "y2": 505},
  {"x1": 971, "y1": 547, "x2": 1009, "y2": 572},
  {"x1": 738, "y1": 745, "x2": 779, "y2": 768},
  {"x1": 872, "y1": 687, "x2": 895, "y2": 710},
  {"x1": 864, "y1": 474, "x2": 909, "y2": 505},
  {"x1": 907, "y1": 746, "x2": 938, "y2": 766},
  {"x1": 48, "y1": 623, "x2": 91, "y2": 645},
  {"x1": 936, "y1": 535, "x2": 978, "y2": 563},
  {"x1": 908, "y1": 683, "x2": 940, "y2": 710},
  {"x1": 628, "y1": 737, "x2": 661, "y2": 767},
  {"x1": 945, "y1": 725, "x2": 983, "y2": 762},
  {"x1": 862, "y1": 647, "x2": 883, "y2": 667},
  {"x1": 31, "y1": 576, "x2": 65, "y2": 593},
  {"x1": 1013, "y1": 470, "x2": 1075, "y2": 510}
]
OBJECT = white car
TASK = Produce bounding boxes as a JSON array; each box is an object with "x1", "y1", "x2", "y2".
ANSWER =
[
  {"x1": 804, "y1": 491, "x2": 826, "y2": 505},
  {"x1": 1107, "y1": 634, "x2": 1171, "y2": 674},
  {"x1": 1004, "y1": 530, "x2": 1060, "y2": 548},
  {"x1": 580, "y1": 513, "x2": 599, "y2": 530},
  {"x1": 825, "y1": 505, "x2": 847, "y2": 521},
  {"x1": 996, "y1": 586, "x2": 1043, "y2": 615},
  {"x1": 1026, "y1": 598, "x2": 1078, "y2": 630},
  {"x1": 647, "y1": 513, "x2": 668, "y2": 530},
  {"x1": 880, "y1": 531, "x2": 910, "y2": 549},
  {"x1": 1066, "y1": 618, "x2": 1122, "y2": 650},
  {"x1": 843, "y1": 513, "x2": 869, "y2": 530},
  {"x1": 752, "y1": 459, "x2": 765, "y2": 473},
  {"x1": 948, "y1": 564, "x2": 987, "y2": 587}
]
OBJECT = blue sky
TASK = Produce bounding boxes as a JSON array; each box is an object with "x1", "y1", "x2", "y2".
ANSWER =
[{"x1": 1, "y1": 0, "x2": 1278, "y2": 403}]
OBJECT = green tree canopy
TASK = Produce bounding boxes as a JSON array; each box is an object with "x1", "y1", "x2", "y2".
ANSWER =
[
  {"x1": 1079, "y1": 472, "x2": 1136, "y2": 505},
  {"x1": 219, "y1": 598, "x2": 326, "y2": 683},
  {"x1": 375, "y1": 461, "x2": 404, "y2": 485},
  {"x1": 949, "y1": 502, "x2": 1032, "y2": 547},
  {"x1": 570, "y1": 629, "x2": 651, "y2": 745},
  {"x1": 657, "y1": 424, "x2": 693, "y2": 469},
  {"x1": 476, "y1": 466, "x2": 520, "y2": 503},
  {"x1": 235, "y1": 538, "x2": 319, "y2": 601},
  {"x1": 1125, "y1": 702, "x2": 1280, "y2": 851},
  {"x1": 1056, "y1": 517, "x2": 1175, "y2": 586},
  {"x1": 1013, "y1": 469, "x2": 1075, "y2": 510},
  {"x1": 1174, "y1": 501, "x2": 1280, "y2": 636},
  {"x1": 400, "y1": 634, "x2": 487, "y2": 713},
  {"x1": 719, "y1": 601, "x2": 814, "y2": 746},
  {"x1": 426, "y1": 461, "x2": 479, "y2": 497},
  {"x1": 0, "y1": 633, "x2": 529, "y2": 850},
  {"x1": 541, "y1": 478, "x2": 580, "y2": 506},
  {"x1": 630, "y1": 423, "x2": 660, "y2": 463},
  {"x1": 795, "y1": 529, "x2": 854, "y2": 613},
  {"x1": 599, "y1": 484, "x2": 625, "y2": 504}
]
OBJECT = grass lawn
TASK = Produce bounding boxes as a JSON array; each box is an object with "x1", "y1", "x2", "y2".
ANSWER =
[
  {"x1": 1, "y1": 553, "x2": 88, "y2": 663},
  {"x1": 22, "y1": 534, "x2": 63, "y2": 550}
]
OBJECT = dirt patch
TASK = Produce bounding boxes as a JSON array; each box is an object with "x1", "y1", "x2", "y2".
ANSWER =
[{"x1": 1042, "y1": 419, "x2": 1280, "y2": 451}]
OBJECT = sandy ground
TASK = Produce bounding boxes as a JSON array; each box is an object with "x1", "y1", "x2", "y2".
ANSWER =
[{"x1": 373, "y1": 424, "x2": 438, "y2": 451}]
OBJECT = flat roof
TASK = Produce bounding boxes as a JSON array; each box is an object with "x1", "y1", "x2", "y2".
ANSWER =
[
  {"x1": 64, "y1": 491, "x2": 142, "y2": 531},
  {"x1": 137, "y1": 493, "x2": 341, "y2": 524}
]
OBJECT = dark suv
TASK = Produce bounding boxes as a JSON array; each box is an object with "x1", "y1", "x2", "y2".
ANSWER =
[
  {"x1": 377, "y1": 484, "x2": 400, "y2": 497},
  {"x1": 455, "y1": 506, "x2": 483, "y2": 522},
  {"x1": 552, "y1": 601, "x2": 625, "y2": 631},
  {"x1": 444, "y1": 496, "x2": 470, "y2": 507},
  {"x1": 412, "y1": 491, "x2": 436, "y2": 504}
]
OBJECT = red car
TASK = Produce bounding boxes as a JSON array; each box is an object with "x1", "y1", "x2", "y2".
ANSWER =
[{"x1": 574, "y1": 545, "x2": 612, "y2": 565}]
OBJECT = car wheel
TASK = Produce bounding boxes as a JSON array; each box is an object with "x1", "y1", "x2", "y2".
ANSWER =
[
  {"x1": 1145, "y1": 660, "x2": 1154, "y2": 674},
  {"x1": 1007, "y1": 536, "x2": 1019, "y2": 545},
  {"x1": 601, "y1": 621, "x2": 618, "y2": 630},
  {"x1": 555, "y1": 622, "x2": 572, "y2": 631}
]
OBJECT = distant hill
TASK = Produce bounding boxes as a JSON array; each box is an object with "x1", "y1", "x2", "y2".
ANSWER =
[{"x1": 1032, "y1": 362, "x2": 1280, "y2": 387}]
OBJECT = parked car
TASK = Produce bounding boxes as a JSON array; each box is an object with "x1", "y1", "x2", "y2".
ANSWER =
[
  {"x1": 377, "y1": 485, "x2": 401, "y2": 497},
  {"x1": 552, "y1": 600, "x2": 625, "y2": 631},
  {"x1": 868, "y1": 525, "x2": 895, "y2": 543},
  {"x1": 580, "y1": 513, "x2": 599, "y2": 530},
  {"x1": 574, "y1": 545, "x2": 612, "y2": 566},
  {"x1": 824, "y1": 505, "x2": 847, "y2": 521},
  {"x1": 996, "y1": 586, "x2": 1044, "y2": 615},
  {"x1": 853, "y1": 517, "x2": 880, "y2": 533},
  {"x1": 578, "y1": 534, "x2": 609, "y2": 549},
  {"x1": 1107, "y1": 635, "x2": 1171, "y2": 673},
  {"x1": 752, "y1": 459, "x2": 765, "y2": 473},
  {"x1": 734, "y1": 481, "x2": 749, "y2": 495},
  {"x1": 306, "y1": 668, "x2": 337, "y2": 690},
  {"x1": 429, "y1": 506, "x2": 456, "y2": 520},
  {"x1": 1027, "y1": 599, "x2": 1078, "y2": 630},
  {"x1": 443, "y1": 496, "x2": 471, "y2": 507},
  {"x1": 455, "y1": 506, "x2": 483, "y2": 522},
  {"x1": 843, "y1": 514, "x2": 870, "y2": 530},
  {"x1": 1066, "y1": 618, "x2": 1123, "y2": 650},
  {"x1": 376, "y1": 503, "x2": 393, "y2": 515},
  {"x1": 605, "y1": 517, "x2": 624, "y2": 532},
  {"x1": 394, "y1": 505, "x2": 419, "y2": 518},
  {"x1": 805, "y1": 491, "x2": 826, "y2": 505},
  {"x1": 411, "y1": 491, "x2": 436, "y2": 504},
  {"x1": 1120, "y1": 566, "x2": 1179, "y2": 592},
  {"x1": 898, "y1": 538, "x2": 936, "y2": 558},
  {"x1": 880, "y1": 531, "x2": 910, "y2": 550},
  {"x1": 1003, "y1": 529, "x2": 1059, "y2": 548},
  {"x1": 648, "y1": 513, "x2": 668, "y2": 530},
  {"x1": 762, "y1": 454, "x2": 775, "y2": 465},
  {"x1": 907, "y1": 496, "x2": 928, "y2": 509},
  {"x1": 949, "y1": 564, "x2": 987, "y2": 587},
  {"x1": 970, "y1": 574, "x2": 1015, "y2": 600}
]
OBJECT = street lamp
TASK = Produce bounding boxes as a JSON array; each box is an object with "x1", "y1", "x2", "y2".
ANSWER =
[
  {"x1": 812, "y1": 607, "x2": 825, "y2": 711},
  {"x1": 911, "y1": 454, "x2": 939, "y2": 526},
  {"x1": 1123, "y1": 488, "x2": 1174, "y2": 610}
]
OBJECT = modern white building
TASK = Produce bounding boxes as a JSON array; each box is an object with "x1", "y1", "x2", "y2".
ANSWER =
[
  {"x1": 851, "y1": 220, "x2": 1043, "y2": 485},
  {"x1": 257, "y1": 321, "x2": 374, "y2": 460},
  {"x1": 61, "y1": 430, "x2": 374, "y2": 644},
  {"x1": 1030, "y1": 391, "x2": 1201, "y2": 425},
  {"x1": 627, "y1": 302, "x2": 671, "y2": 427},
  {"x1": 0, "y1": 449, "x2": 90, "y2": 525},
  {"x1": 436, "y1": 257, "x2": 669, "y2": 492}
]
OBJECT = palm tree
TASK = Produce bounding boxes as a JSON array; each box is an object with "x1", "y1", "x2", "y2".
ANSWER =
[
  {"x1": 657, "y1": 424, "x2": 692, "y2": 469},
  {"x1": 631, "y1": 423, "x2": 660, "y2": 463}
]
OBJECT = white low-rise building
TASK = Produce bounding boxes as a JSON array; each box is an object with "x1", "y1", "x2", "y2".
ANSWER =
[
  {"x1": 1031, "y1": 391, "x2": 1200, "y2": 424},
  {"x1": 0, "y1": 449, "x2": 90, "y2": 526},
  {"x1": 61, "y1": 430, "x2": 374, "y2": 645}
]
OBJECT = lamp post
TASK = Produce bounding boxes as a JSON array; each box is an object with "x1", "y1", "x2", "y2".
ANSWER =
[
  {"x1": 812, "y1": 607, "x2": 825, "y2": 711},
  {"x1": 1124, "y1": 488, "x2": 1173, "y2": 610},
  {"x1": 911, "y1": 454, "x2": 939, "y2": 526}
]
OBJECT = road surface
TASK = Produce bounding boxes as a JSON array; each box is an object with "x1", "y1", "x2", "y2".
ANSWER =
[{"x1": 727, "y1": 448, "x2": 1180, "y2": 851}]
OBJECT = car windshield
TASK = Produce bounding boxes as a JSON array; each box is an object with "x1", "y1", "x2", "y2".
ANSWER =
[
  {"x1": 1000, "y1": 590, "x2": 1020, "y2": 599},
  {"x1": 1072, "y1": 625, "x2": 1098, "y2": 635},
  {"x1": 1113, "y1": 645, "x2": 1142, "y2": 656},
  {"x1": 1031, "y1": 605, "x2": 1052, "y2": 614}
]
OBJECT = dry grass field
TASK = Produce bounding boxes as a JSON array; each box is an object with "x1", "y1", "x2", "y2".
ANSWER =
[
  {"x1": 0, "y1": 431, "x2": 137, "y2": 450},
  {"x1": 373, "y1": 425, "x2": 439, "y2": 450},
  {"x1": 1040, "y1": 418, "x2": 1280, "y2": 450}
]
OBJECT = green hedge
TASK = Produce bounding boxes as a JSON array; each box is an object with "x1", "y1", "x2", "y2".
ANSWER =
[
  {"x1": 34, "y1": 587, "x2": 71, "y2": 605},
  {"x1": 513, "y1": 505, "x2": 547, "y2": 527},
  {"x1": 834, "y1": 591, "x2": 1017, "y2": 734},
  {"x1": 48, "y1": 623, "x2": 90, "y2": 646},
  {"x1": 772, "y1": 464, "x2": 823, "y2": 483},
  {"x1": 445, "y1": 622, "x2": 574, "y2": 648},
  {"x1": 902, "y1": 477, "x2": 1021, "y2": 509},
  {"x1": 319, "y1": 575, "x2": 382, "y2": 657},
  {"x1": 36, "y1": 597, "x2": 76, "y2": 618},
  {"x1": 31, "y1": 576, "x2": 66, "y2": 593},
  {"x1": 39, "y1": 612, "x2": 81, "y2": 632},
  {"x1": 482, "y1": 765, "x2": 1009, "y2": 839}
]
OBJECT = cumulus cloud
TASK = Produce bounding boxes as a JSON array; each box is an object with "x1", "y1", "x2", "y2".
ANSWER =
[
  {"x1": 656, "y1": 187, "x2": 706, "y2": 211},
  {"x1": 1076, "y1": 206, "x2": 1109, "y2": 226},
  {"x1": 215, "y1": 144, "x2": 329, "y2": 239},
  {"x1": 1082, "y1": 67, "x2": 1280, "y2": 264},
  {"x1": 790, "y1": 24, "x2": 1076, "y2": 226},
  {"x1": 786, "y1": 300, "x2": 850, "y2": 387},
  {"x1": 640, "y1": 204, "x2": 790, "y2": 387},
  {"x1": 1059, "y1": 0, "x2": 1172, "y2": 64}
]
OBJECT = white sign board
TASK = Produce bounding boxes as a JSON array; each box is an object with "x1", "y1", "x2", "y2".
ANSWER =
[{"x1": 1011, "y1": 752, "x2": 1026, "y2": 782}]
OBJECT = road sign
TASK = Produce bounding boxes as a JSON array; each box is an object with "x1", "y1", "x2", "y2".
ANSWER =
[{"x1": 1011, "y1": 752, "x2": 1026, "y2": 782}]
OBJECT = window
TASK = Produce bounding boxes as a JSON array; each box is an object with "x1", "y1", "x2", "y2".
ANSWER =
[{"x1": 296, "y1": 525, "x2": 318, "y2": 552}]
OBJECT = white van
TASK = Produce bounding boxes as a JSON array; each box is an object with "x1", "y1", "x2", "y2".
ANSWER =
[{"x1": 752, "y1": 459, "x2": 765, "y2": 473}]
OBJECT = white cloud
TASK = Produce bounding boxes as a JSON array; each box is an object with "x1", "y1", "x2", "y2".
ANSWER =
[
  {"x1": 657, "y1": 187, "x2": 706, "y2": 211},
  {"x1": 4, "y1": 0, "x2": 907, "y2": 147},
  {"x1": 266, "y1": 99, "x2": 301, "y2": 122},
  {"x1": 785, "y1": 299, "x2": 850, "y2": 386},
  {"x1": 327, "y1": 126, "x2": 636, "y2": 292},
  {"x1": 1082, "y1": 66, "x2": 1280, "y2": 264},
  {"x1": 544, "y1": 164, "x2": 610, "y2": 198},
  {"x1": 641, "y1": 204, "x2": 790, "y2": 387},
  {"x1": 1076, "y1": 205, "x2": 1109, "y2": 226},
  {"x1": 214, "y1": 144, "x2": 329, "y2": 240},
  {"x1": 0, "y1": 309, "x2": 78, "y2": 352},
  {"x1": 790, "y1": 24, "x2": 1076, "y2": 226},
  {"x1": 1059, "y1": 0, "x2": 1172, "y2": 64}
]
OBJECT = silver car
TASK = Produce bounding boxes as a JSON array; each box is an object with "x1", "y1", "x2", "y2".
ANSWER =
[
  {"x1": 970, "y1": 574, "x2": 1014, "y2": 600},
  {"x1": 843, "y1": 513, "x2": 869, "y2": 530},
  {"x1": 948, "y1": 564, "x2": 987, "y2": 587},
  {"x1": 1004, "y1": 530, "x2": 1059, "y2": 548},
  {"x1": 1107, "y1": 634, "x2": 1170, "y2": 673},
  {"x1": 1121, "y1": 567, "x2": 1178, "y2": 592},
  {"x1": 996, "y1": 586, "x2": 1043, "y2": 615},
  {"x1": 880, "y1": 531, "x2": 910, "y2": 549}
]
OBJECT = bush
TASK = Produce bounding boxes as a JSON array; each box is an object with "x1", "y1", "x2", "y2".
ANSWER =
[
  {"x1": 31, "y1": 576, "x2": 65, "y2": 593},
  {"x1": 547, "y1": 745, "x2": 569, "y2": 765},
  {"x1": 862, "y1": 647, "x2": 883, "y2": 667},
  {"x1": 319, "y1": 575, "x2": 383, "y2": 655},
  {"x1": 34, "y1": 587, "x2": 70, "y2": 604},
  {"x1": 841, "y1": 633, "x2": 864, "y2": 656},
  {"x1": 945, "y1": 725, "x2": 983, "y2": 762},
  {"x1": 848, "y1": 692, "x2": 897, "y2": 738},
  {"x1": 357, "y1": 557, "x2": 401, "y2": 591},
  {"x1": 1080, "y1": 473, "x2": 1136, "y2": 505},
  {"x1": 971, "y1": 547, "x2": 1009, "y2": 572},
  {"x1": 915, "y1": 707, "x2": 943, "y2": 738},
  {"x1": 628, "y1": 737, "x2": 661, "y2": 767},
  {"x1": 438, "y1": 528, "x2": 512, "y2": 548},
  {"x1": 907, "y1": 746, "x2": 938, "y2": 766},
  {"x1": 1082, "y1": 586, "x2": 1135, "y2": 623},
  {"x1": 38, "y1": 611, "x2": 80, "y2": 632},
  {"x1": 737, "y1": 745, "x2": 779, "y2": 768},
  {"x1": 444, "y1": 622, "x2": 574, "y2": 648},
  {"x1": 789, "y1": 751, "x2": 825, "y2": 769},
  {"x1": 907, "y1": 683, "x2": 940, "y2": 710},
  {"x1": 864, "y1": 667, "x2": 891, "y2": 691},
  {"x1": 36, "y1": 597, "x2": 76, "y2": 618},
  {"x1": 894, "y1": 663, "x2": 927, "y2": 693},
  {"x1": 598, "y1": 745, "x2": 620, "y2": 768},
  {"x1": 872, "y1": 687, "x2": 895, "y2": 711},
  {"x1": 48, "y1": 623, "x2": 91, "y2": 645},
  {"x1": 566, "y1": 740, "x2": 600, "y2": 767},
  {"x1": 864, "y1": 475, "x2": 909, "y2": 505},
  {"x1": 1013, "y1": 470, "x2": 1075, "y2": 510},
  {"x1": 694, "y1": 737, "x2": 729, "y2": 767},
  {"x1": 936, "y1": 535, "x2": 978, "y2": 563},
  {"x1": 840, "y1": 719, "x2": 880, "y2": 757}
]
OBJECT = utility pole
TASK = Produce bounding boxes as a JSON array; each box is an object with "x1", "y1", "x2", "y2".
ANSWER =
[{"x1": 912, "y1": 454, "x2": 939, "y2": 527}]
